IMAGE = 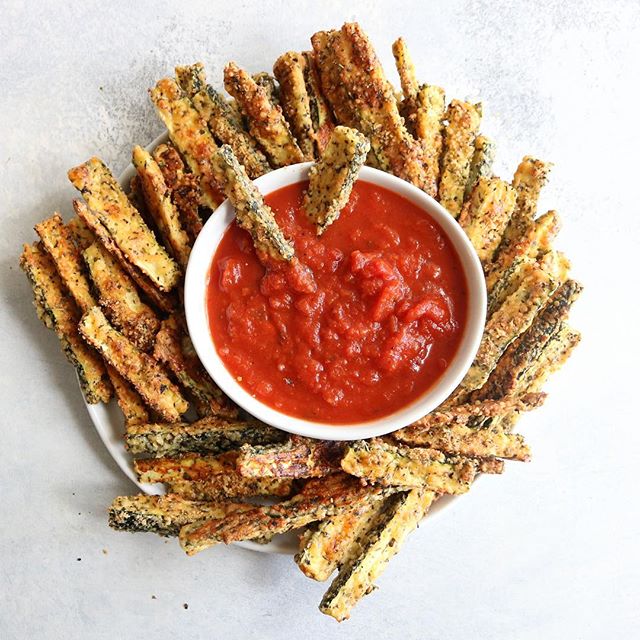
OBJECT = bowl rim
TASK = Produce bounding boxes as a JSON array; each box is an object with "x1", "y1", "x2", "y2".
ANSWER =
[{"x1": 184, "y1": 163, "x2": 486, "y2": 441}]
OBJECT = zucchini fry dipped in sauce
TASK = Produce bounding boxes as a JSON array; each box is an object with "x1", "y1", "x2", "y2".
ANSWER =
[
  {"x1": 124, "y1": 416, "x2": 285, "y2": 458},
  {"x1": 150, "y1": 78, "x2": 226, "y2": 210},
  {"x1": 438, "y1": 100, "x2": 482, "y2": 218},
  {"x1": 178, "y1": 473, "x2": 402, "y2": 555},
  {"x1": 214, "y1": 144, "x2": 294, "y2": 261},
  {"x1": 82, "y1": 241, "x2": 159, "y2": 352},
  {"x1": 68, "y1": 157, "x2": 181, "y2": 292},
  {"x1": 320, "y1": 489, "x2": 436, "y2": 621},
  {"x1": 153, "y1": 315, "x2": 238, "y2": 419},
  {"x1": 78, "y1": 306, "x2": 187, "y2": 421},
  {"x1": 224, "y1": 61, "x2": 304, "y2": 167},
  {"x1": 132, "y1": 145, "x2": 192, "y2": 269},
  {"x1": 20, "y1": 244, "x2": 112, "y2": 403},
  {"x1": 303, "y1": 126, "x2": 370, "y2": 234}
]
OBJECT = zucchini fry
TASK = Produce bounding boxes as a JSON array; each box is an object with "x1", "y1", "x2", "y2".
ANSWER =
[
  {"x1": 273, "y1": 51, "x2": 316, "y2": 159},
  {"x1": 149, "y1": 77, "x2": 225, "y2": 210},
  {"x1": 253, "y1": 72, "x2": 280, "y2": 105},
  {"x1": 73, "y1": 200, "x2": 176, "y2": 313},
  {"x1": 340, "y1": 439, "x2": 477, "y2": 493},
  {"x1": 167, "y1": 477, "x2": 292, "y2": 501},
  {"x1": 214, "y1": 144, "x2": 294, "y2": 260},
  {"x1": 179, "y1": 473, "x2": 401, "y2": 555},
  {"x1": 152, "y1": 143, "x2": 204, "y2": 241},
  {"x1": 397, "y1": 392, "x2": 546, "y2": 433},
  {"x1": 319, "y1": 489, "x2": 436, "y2": 621},
  {"x1": 391, "y1": 37, "x2": 418, "y2": 100},
  {"x1": 132, "y1": 145, "x2": 191, "y2": 269},
  {"x1": 296, "y1": 500, "x2": 386, "y2": 582},
  {"x1": 458, "y1": 267, "x2": 558, "y2": 392},
  {"x1": 301, "y1": 51, "x2": 335, "y2": 155},
  {"x1": 107, "y1": 365, "x2": 149, "y2": 427},
  {"x1": 458, "y1": 177, "x2": 517, "y2": 265},
  {"x1": 224, "y1": 62, "x2": 304, "y2": 167},
  {"x1": 153, "y1": 315, "x2": 238, "y2": 418},
  {"x1": 192, "y1": 86, "x2": 271, "y2": 178},
  {"x1": 65, "y1": 216, "x2": 95, "y2": 251},
  {"x1": 83, "y1": 241, "x2": 160, "y2": 352},
  {"x1": 125, "y1": 416, "x2": 285, "y2": 457},
  {"x1": 486, "y1": 209, "x2": 561, "y2": 292},
  {"x1": 237, "y1": 437, "x2": 344, "y2": 479},
  {"x1": 500, "y1": 156, "x2": 552, "y2": 250},
  {"x1": 134, "y1": 451, "x2": 293, "y2": 498},
  {"x1": 20, "y1": 244, "x2": 112, "y2": 404},
  {"x1": 303, "y1": 126, "x2": 370, "y2": 234},
  {"x1": 413, "y1": 84, "x2": 446, "y2": 191},
  {"x1": 311, "y1": 24, "x2": 433, "y2": 194},
  {"x1": 476, "y1": 280, "x2": 583, "y2": 400},
  {"x1": 174, "y1": 62, "x2": 206, "y2": 96},
  {"x1": 395, "y1": 423, "x2": 530, "y2": 461},
  {"x1": 108, "y1": 494, "x2": 252, "y2": 537},
  {"x1": 68, "y1": 157, "x2": 180, "y2": 291},
  {"x1": 465, "y1": 134, "x2": 496, "y2": 199},
  {"x1": 34, "y1": 213, "x2": 95, "y2": 312},
  {"x1": 438, "y1": 100, "x2": 483, "y2": 218},
  {"x1": 78, "y1": 306, "x2": 187, "y2": 421}
]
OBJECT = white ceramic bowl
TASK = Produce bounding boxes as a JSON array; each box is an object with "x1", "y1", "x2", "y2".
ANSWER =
[{"x1": 185, "y1": 163, "x2": 486, "y2": 441}]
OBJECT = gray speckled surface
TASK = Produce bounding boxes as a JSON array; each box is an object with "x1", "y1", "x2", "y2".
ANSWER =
[{"x1": 1, "y1": 1, "x2": 639, "y2": 638}]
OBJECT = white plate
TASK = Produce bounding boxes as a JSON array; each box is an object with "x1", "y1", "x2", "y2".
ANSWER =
[{"x1": 83, "y1": 132, "x2": 457, "y2": 555}]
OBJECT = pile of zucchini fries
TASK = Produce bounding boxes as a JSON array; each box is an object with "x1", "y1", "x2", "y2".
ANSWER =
[{"x1": 20, "y1": 22, "x2": 581, "y2": 622}]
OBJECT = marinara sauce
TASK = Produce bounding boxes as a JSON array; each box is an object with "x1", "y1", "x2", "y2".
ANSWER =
[{"x1": 207, "y1": 180, "x2": 467, "y2": 424}]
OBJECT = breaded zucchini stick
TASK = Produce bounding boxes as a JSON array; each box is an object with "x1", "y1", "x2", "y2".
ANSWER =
[
  {"x1": 458, "y1": 267, "x2": 558, "y2": 392},
  {"x1": 107, "y1": 365, "x2": 149, "y2": 427},
  {"x1": 486, "y1": 209, "x2": 561, "y2": 292},
  {"x1": 413, "y1": 84, "x2": 447, "y2": 191},
  {"x1": 73, "y1": 200, "x2": 177, "y2": 313},
  {"x1": 134, "y1": 451, "x2": 292, "y2": 499},
  {"x1": 179, "y1": 473, "x2": 401, "y2": 554},
  {"x1": 124, "y1": 416, "x2": 285, "y2": 458},
  {"x1": 303, "y1": 126, "x2": 370, "y2": 234},
  {"x1": 301, "y1": 51, "x2": 335, "y2": 155},
  {"x1": 475, "y1": 280, "x2": 583, "y2": 400},
  {"x1": 34, "y1": 213, "x2": 95, "y2": 312},
  {"x1": 311, "y1": 24, "x2": 433, "y2": 194},
  {"x1": 20, "y1": 244, "x2": 112, "y2": 403},
  {"x1": 150, "y1": 78, "x2": 225, "y2": 210},
  {"x1": 214, "y1": 144, "x2": 294, "y2": 260},
  {"x1": 392, "y1": 37, "x2": 419, "y2": 100},
  {"x1": 465, "y1": 134, "x2": 496, "y2": 199},
  {"x1": 458, "y1": 177, "x2": 517, "y2": 265},
  {"x1": 68, "y1": 157, "x2": 180, "y2": 292},
  {"x1": 340, "y1": 439, "x2": 478, "y2": 493},
  {"x1": 319, "y1": 489, "x2": 436, "y2": 621},
  {"x1": 224, "y1": 62, "x2": 304, "y2": 167},
  {"x1": 252, "y1": 72, "x2": 280, "y2": 105},
  {"x1": 236, "y1": 437, "x2": 344, "y2": 479},
  {"x1": 438, "y1": 100, "x2": 483, "y2": 217},
  {"x1": 273, "y1": 51, "x2": 316, "y2": 159},
  {"x1": 395, "y1": 423, "x2": 531, "y2": 461},
  {"x1": 78, "y1": 306, "x2": 187, "y2": 421},
  {"x1": 192, "y1": 86, "x2": 271, "y2": 178},
  {"x1": 108, "y1": 494, "x2": 252, "y2": 537},
  {"x1": 65, "y1": 216, "x2": 96, "y2": 251},
  {"x1": 153, "y1": 315, "x2": 238, "y2": 418},
  {"x1": 500, "y1": 156, "x2": 552, "y2": 250},
  {"x1": 152, "y1": 143, "x2": 203, "y2": 241},
  {"x1": 295, "y1": 500, "x2": 386, "y2": 582},
  {"x1": 132, "y1": 145, "x2": 191, "y2": 269},
  {"x1": 174, "y1": 61, "x2": 206, "y2": 97},
  {"x1": 83, "y1": 241, "x2": 160, "y2": 352}
]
